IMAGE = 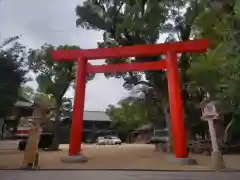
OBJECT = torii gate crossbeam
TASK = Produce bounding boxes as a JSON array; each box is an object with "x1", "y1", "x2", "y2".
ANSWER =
[{"x1": 51, "y1": 39, "x2": 208, "y2": 161}]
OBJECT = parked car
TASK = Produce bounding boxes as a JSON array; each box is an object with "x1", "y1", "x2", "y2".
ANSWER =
[
  {"x1": 18, "y1": 133, "x2": 54, "y2": 151},
  {"x1": 187, "y1": 140, "x2": 212, "y2": 154},
  {"x1": 146, "y1": 129, "x2": 169, "y2": 144},
  {"x1": 96, "y1": 136, "x2": 106, "y2": 145},
  {"x1": 15, "y1": 117, "x2": 54, "y2": 151},
  {"x1": 146, "y1": 136, "x2": 169, "y2": 144},
  {"x1": 96, "y1": 136, "x2": 122, "y2": 145}
]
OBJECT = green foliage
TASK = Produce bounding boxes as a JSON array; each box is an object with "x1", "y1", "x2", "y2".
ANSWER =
[
  {"x1": 188, "y1": 0, "x2": 240, "y2": 113},
  {"x1": 185, "y1": 1, "x2": 240, "y2": 141},
  {"x1": 76, "y1": 0, "x2": 171, "y2": 127},
  {"x1": 234, "y1": 1, "x2": 240, "y2": 20},
  {"x1": 0, "y1": 35, "x2": 21, "y2": 48},
  {"x1": 76, "y1": 0, "x2": 240, "y2": 139},
  {"x1": 28, "y1": 44, "x2": 95, "y2": 149},
  {"x1": 0, "y1": 36, "x2": 27, "y2": 118},
  {"x1": 75, "y1": 0, "x2": 168, "y2": 67},
  {"x1": 28, "y1": 44, "x2": 94, "y2": 102},
  {"x1": 60, "y1": 97, "x2": 73, "y2": 120},
  {"x1": 19, "y1": 85, "x2": 73, "y2": 120},
  {"x1": 106, "y1": 97, "x2": 148, "y2": 134},
  {"x1": 19, "y1": 85, "x2": 35, "y2": 100},
  {"x1": 33, "y1": 92, "x2": 56, "y2": 107},
  {"x1": 75, "y1": 0, "x2": 207, "y2": 136},
  {"x1": 0, "y1": 55, "x2": 25, "y2": 117},
  {"x1": 28, "y1": 44, "x2": 76, "y2": 101},
  {"x1": 19, "y1": 85, "x2": 55, "y2": 106},
  {"x1": 187, "y1": 43, "x2": 229, "y2": 97},
  {"x1": 129, "y1": 85, "x2": 166, "y2": 127}
]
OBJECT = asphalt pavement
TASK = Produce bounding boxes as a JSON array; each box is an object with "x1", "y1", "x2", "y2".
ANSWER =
[{"x1": 1, "y1": 170, "x2": 240, "y2": 180}]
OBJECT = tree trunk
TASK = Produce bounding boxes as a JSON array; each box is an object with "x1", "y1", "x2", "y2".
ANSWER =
[
  {"x1": 224, "y1": 118, "x2": 235, "y2": 143},
  {"x1": 0, "y1": 119, "x2": 5, "y2": 140},
  {"x1": 163, "y1": 103, "x2": 173, "y2": 153},
  {"x1": 47, "y1": 101, "x2": 61, "y2": 151}
]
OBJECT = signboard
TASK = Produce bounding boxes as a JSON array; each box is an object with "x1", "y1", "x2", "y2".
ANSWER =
[{"x1": 201, "y1": 102, "x2": 219, "y2": 121}]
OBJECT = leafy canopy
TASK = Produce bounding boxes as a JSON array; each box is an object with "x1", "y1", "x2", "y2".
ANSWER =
[
  {"x1": 28, "y1": 44, "x2": 95, "y2": 103},
  {"x1": 0, "y1": 36, "x2": 27, "y2": 117},
  {"x1": 106, "y1": 97, "x2": 149, "y2": 134}
]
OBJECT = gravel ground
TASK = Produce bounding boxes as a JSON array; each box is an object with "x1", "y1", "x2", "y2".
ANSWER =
[{"x1": 0, "y1": 144, "x2": 240, "y2": 170}]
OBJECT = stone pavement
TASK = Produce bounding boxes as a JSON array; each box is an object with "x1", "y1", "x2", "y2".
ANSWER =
[{"x1": 1, "y1": 170, "x2": 240, "y2": 180}]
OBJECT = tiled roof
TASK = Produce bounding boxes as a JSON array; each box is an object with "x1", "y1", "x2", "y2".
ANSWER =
[
  {"x1": 14, "y1": 96, "x2": 33, "y2": 107},
  {"x1": 83, "y1": 111, "x2": 110, "y2": 121},
  {"x1": 135, "y1": 123, "x2": 153, "y2": 131},
  {"x1": 14, "y1": 101, "x2": 33, "y2": 107}
]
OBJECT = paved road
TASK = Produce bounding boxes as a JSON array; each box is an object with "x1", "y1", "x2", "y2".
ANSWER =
[{"x1": 1, "y1": 170, "x2": 240, "y2": 180}]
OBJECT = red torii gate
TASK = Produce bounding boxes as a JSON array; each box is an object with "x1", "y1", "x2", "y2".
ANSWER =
[{"x1": 51, "y1": 39, "x2": 208, "y2": 162}]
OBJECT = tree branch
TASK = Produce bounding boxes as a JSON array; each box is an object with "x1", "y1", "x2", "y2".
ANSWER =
[{"x1": 224, "y1": 118, "x2": 236, "y2": 143}]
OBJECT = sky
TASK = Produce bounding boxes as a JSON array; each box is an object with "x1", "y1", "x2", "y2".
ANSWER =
[
  {"x1": 0, "y1": 0, "x2": 131, "y2": 111},
  {"x1": 0, "y1": 0, "x2": 168, "y2": 111}
]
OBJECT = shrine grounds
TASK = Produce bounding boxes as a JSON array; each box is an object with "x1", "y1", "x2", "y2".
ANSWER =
[{"x1": 1, "y1": 143, "x2": 240, "y2": 170}]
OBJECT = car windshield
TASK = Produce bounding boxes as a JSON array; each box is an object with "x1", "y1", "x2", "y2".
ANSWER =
[{"x1": 110, "y1": 136, "x2": 118, "y2": 139}]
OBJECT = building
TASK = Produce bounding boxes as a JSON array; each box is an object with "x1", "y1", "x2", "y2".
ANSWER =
[
  {"x1": 1, "y1": 97, "x2": 54, "y2": 139},
  {"x1": 59, "y1": 111, "x2": 114, "y2": 143},
  {"x1": 60, "y1": 111, "x2": 111, "y2": 130},
  {"x1": 1, "y1": 97, "x2": 33, "y2": 139},
  {"x1": 131, "y1": 123, "x2": 154, "y2": 143},
  {"x1": 83, "y1": 111, "x2": 111, "y2": 130},
  {"x1": 82, "y1": 111, "x2": 113, "y2": 142},
  {"x1": 0, "y1": 97, "x2": 113, "y2": 142}
]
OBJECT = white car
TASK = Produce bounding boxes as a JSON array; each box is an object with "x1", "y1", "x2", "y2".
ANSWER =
[{"x1": 96, "y1": 136, "x2": 122, "y2": 145}]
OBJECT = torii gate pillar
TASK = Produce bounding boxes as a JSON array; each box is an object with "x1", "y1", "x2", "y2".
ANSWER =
[{"x1": 51, "y1": 39, "x2": 208, "y2": 165}]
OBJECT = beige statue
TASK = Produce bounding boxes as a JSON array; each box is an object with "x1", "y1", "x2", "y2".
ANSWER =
[
  {"x1": 21, "y1": 118, "x2": 42, "y2": 169},
  {"x1": 21, "y1": 102, "x2": 54, "y2": 169}
]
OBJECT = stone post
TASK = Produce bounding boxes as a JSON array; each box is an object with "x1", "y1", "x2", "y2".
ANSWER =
[{"x1": 201, "y1": 101, "x2": 225, "y2": 170}]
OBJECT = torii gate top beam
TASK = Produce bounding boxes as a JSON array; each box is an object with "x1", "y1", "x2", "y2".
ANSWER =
[{"x1": 51, "y1": 39, "x2": 208, "y2": 61}]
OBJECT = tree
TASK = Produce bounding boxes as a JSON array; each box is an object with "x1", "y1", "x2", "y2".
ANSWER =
[
  {"x1": 186, "y1": 0, "x2": 240, "y2": 142},
  {"x1": 28, "y1": 44, "x2": 95, "y2": 150},
  {"x1": 75, "y1": 0, "x2": 210, "y2": 150},
  {"x1": 19, "y1": 85, "x2": 35, "y2": 100},
  {"x1": 76, "y1": 0, "x2": 240, "y2": 145},
  {"x1": 0, "y1": 36, "x2": 27, "y2": 139},
  {"x1": 106, "y1": 97, "x2": 148, "y2": 141},
  {"x1": 60, "y1": 97, "x2": 73, "y2": 121},
  {"x1": 75, "y1": 0, "x2": 169, "y2": 90},
  {"x1": 128, "y1": 85, "x2": 166, "y2": 128},
  {"x1": 76, "y1": 0, "x2": 177, "y2": 147},
  {"x1": 0, "y1": 36, "x2": 27, "y2": 118},
  {"x1": 34, "y1": 92, "x2": 56, "y2": 107},
  {"x1": 20, "y1": 85, "x2": 73, "y2": 121}
]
